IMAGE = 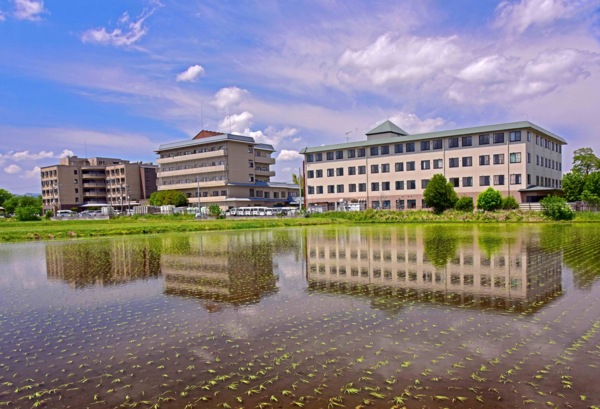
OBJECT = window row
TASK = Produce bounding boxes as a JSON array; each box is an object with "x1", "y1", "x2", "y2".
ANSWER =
[{"x1": 536, "y1": 155, "x2": 562, "y2": 171}]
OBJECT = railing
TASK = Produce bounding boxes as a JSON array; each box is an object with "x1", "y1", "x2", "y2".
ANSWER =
[
  {"x1": 157, "y1": 179, "x2": 228, "y2": 190},
  {"x1": 157, "y1": 149, "x2": 227, "y2": 164},
  {"x1": 83, "y1": 182, "x2": 106, "y2": 188},
  {"x1": 158, "y1": 164, "x2": 226, "y2": 177},
  {"x1": 82, "y1": 172, "x2": 106, "y2": 178}
]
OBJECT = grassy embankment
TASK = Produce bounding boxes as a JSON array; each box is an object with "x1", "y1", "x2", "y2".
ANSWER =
[{"x1": 1, "y1": 210, "x2": 599, "y2": 243}]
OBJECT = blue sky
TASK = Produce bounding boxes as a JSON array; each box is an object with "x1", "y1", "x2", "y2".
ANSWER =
[{"x1": 1, "y1": 0, "x2": 599, "y2": 194}]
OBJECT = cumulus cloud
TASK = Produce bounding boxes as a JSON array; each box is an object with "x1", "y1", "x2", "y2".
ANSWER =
[
  {"x1": 0, "y1": 10, "x2": 6, "y2": 21},
  {"x1": 217, "y1": 111, "x2": 254, "y2": 134},
  {"x1": 212, "y1": 87, "x2": 249, "y2": 110},
  {"x1": 176, "y1": 65, "x2": 205, "y2": 82},
  {"x1": 12, "y1": 0, "x2": 46, "y2": 21},
  {"x1": 281, "y1": 167, "x2": 292, "y2": 172},
  {"x1": 4, "y1": 164, "x2": 21, "y2": 174},
  {"x1": 217, "y1": 112, "x2": 300, "y2": 147},
  {"x1": 20, "y1": 166, "x2": 41, "y2": 179},
  {"x1": 8, "y1": 149, "x2": 73, "y2": 161},
  {"x1": 338, "y1": 33, "x2": 462, "y2": 86},
  {"x1": 81, "y1": 8, "x2": 155, "y2": 47},
  {"x1": 277, "y1": 150, "x2": 302, "y2": 161},
  {"x1": 374, "y1": 112, "x2": 448, "y2": 134},
  {"x1": 492, "y1": 0, "x2": 582, "y2": 34}
]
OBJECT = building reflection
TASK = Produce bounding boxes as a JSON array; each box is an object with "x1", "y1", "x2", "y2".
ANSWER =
[
  {"x1": 306, "y1": 226, "x2": 562, "y2": 314},
  {"x1": 46, "y1": 239, "x2": 162, "y2": 288},
  {"x1": 161, "y1": 231, "x2": 282, "y2": 306}
]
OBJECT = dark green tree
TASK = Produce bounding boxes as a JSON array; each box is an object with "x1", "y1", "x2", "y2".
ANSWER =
[
  {"x1": 455, "y1": 196, "x2": 474, "y2": 212},
  {"x1": 423, "y1": 174, "x2": 458, "y2": 213},
  {"x1": 540, "y1": 196, "x2": 575, "y2": 221},
  {"x1": 476, "y1": 187, "x2": 503, "y2": 211},
  {"x1": 148, "y1": 190, "x2": 189, "y2": 207},
  {"x1": 561, "y1": 172, "x2": 586, "y2": 201},
  {"x1": 501, "y1": 196, "x2": 519, "y2": 210},
  {"x1": 0, "y1": 189, "x2": 14, "y2": 207},
  {"x1": 3, "y1": 195, "x2": 42, "y2": 214},
  {"x1": 583, "y1": 171, "x2": 600, "y2": 196},
  {"x1": 572, "y1": 147, "x2": 599, "y2": 175}
]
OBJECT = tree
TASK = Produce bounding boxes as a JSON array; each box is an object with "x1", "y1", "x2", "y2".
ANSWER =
[
  {"x1": 16, "y1": 206, "x2": 41, "y2": 221},
  {"x1": 502, "y1": 196, "x2": 519, "y2": 210},
  {"x1": 148, "y1": 190, "x2": 189, "y2": 207},
  {"x1": 572, "y1": 147, "x2": 599, "y2": 175},
  {"x1": 540, "y1": 195, "x2": 575, "y2": 221},
  {"x1": 455, "y1": 196, "x2": 474, "y2": 212},
  {"x1": 583, "y1": 171, "x2": 600, "y2": 196},
  {"x1": 562, "y1": 172, "x2": 586, "y2": 202},
  {"x1": 582, "y1": 190, "x2": 600, "y2": 212},
  {"x1": 423, "y1": 174, "x2": 458, "y2": 213},
  {"x1": 292, "y1": 173, "x2": 304, "y2": 196},
  {"x1": 0, "y1": 189, "x2": 14, "y2": 207},
  {"x1": 208, "y1": 203, "x2": 222, "y2": 218},
  {"x1": 476, "y1": 187, "x2": 503, "y2": 211},
  {"x1": 2, "y1": 195, "x2": 42, "y2": 214}
]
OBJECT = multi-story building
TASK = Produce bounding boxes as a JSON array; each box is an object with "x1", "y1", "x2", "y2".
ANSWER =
[
  {"x1": 40, "y1": 156, "x2": 157, "y2": 212},
  {"x1": 300, "y1": 120, "x2": 566, "y2": 210},
  {"x1": 155, "y1": 130, "x2": 300, "y2": 208}
]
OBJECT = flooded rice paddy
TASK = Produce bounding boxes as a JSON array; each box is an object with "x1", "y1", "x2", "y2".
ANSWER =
[{"x1": 1, "y1": 224, "x2": 600, "y2": 409}]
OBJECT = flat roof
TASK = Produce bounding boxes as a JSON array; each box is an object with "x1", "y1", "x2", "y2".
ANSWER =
[
  {"x1": 300, "y1": 121, "x2": 566, "y2": 154},
  {"x1": 156, "y1": 134, "x2": 275, "y2": 153}
]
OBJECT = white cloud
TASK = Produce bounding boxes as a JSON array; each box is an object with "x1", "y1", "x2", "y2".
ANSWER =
[
  {"x1": 20, "y1": 166, "x2": 41, "y2": 179},
  {"x1": 338, "y1": 33, "x2": 462, "y2": 86},
  {"x1": 383, "y1": 112, "x2": 447, "y2": 134},
  {"x1": 0, "y1": 10, "x2": 6, "y2": 21},
  {"x1": 217, "y1": 112, "x2": 300, "y2": 147},
  {"x1": 12, "y1": 0, "x2": 46, "y2": 21},
  {"x1": 492, "y1": 0, "x2": 581, "y2": 34},
  {"x1": 176, "y1": 65, "x2": 205, "y2": 82},
  {"x1": 81, "y1": 8, "x2": 155, "y2": 47},
  {"x1": 4, "y1": 164, "x2": 21, "y2": 174},
  {"x1": 9, "y1": 149, "x2": 74, "y2": 161},
  {"x1": 277, "y1": 150, "x2": 302, "y2": 161},
  {"x1": 212, "y1": 87, "x2": 249, "y2": 110},
  {"x1": 217, "y1": 111, "x2": 254, "y2": 134},
  {"x1": 281, "y1": 167, "x2": 292, "y2": 172}
]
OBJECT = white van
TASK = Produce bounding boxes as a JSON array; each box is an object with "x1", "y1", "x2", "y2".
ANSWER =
[
  {"x1": 244, "y1": 208, "x2": 252, "y2": 216},
  {"x1": 230, "y1": 208, "x2": 237, "y2": 216},
  {"x1": 57, "y1": 210, "x2": 76, "y2": 217}
]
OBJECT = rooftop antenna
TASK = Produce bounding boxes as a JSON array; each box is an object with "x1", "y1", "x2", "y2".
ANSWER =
[{"x1": 345, "y1": 131, "x2": 352, "y2": 143}]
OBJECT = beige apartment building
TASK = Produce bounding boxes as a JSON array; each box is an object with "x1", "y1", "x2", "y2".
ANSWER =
[
  {"x1": 155, "y1": 130, "x2": 299, "y2": 208},
  {"x1": 300, "y1": 121, "x2": 565, "y2": 210},
  {"x1": 40, "y1": 156, "x2": 157, "y2": 213}
]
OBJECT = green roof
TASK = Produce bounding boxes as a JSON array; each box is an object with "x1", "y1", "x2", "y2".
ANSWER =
[
  {"x1": 300, "y1": 121, "x2": 566, "y2": 154},
  {"x1": 366, "y1": 120, "x2": 408, "y2": 136}
]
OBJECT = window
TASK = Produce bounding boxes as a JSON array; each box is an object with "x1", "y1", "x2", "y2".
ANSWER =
[
  {"x1": 433, "y1": 140, "x2": 443, "y2": 150},
  {"x1": 421, "y1": 141, "x2": 430, "y2": 151},
  {"x1": 433, "y1": 159, "x2": 443, "y2": 169},
  {"x1": 249, "y1": 160, "x2": 254, "y2": 168},
  {"x1": 383, "y1": 200, "x2": 391, "y2": 209},
  {"x1": 75, "y1": 197, "x2": 79, "y2": 203},
  {"x1": 325, "y1": 152, "x2": 333, "y2": 160},
  {"x1": 449, "y1": 177, "x2": 459, "y2": 187},
  {"x1": 336, "y1": 151, "x2": 343, "y2": 159},
  {"x1": 421, "y1": 179, "x2": 430, "y2": 189},
  {"x1": 74, "y1": 179, "x2": 78, "y2": 184},
  {"x1": 382, "y1": 163, "x2": 390, "y2": 173},
  {"x1": 479, "y1": 176, "x2": 490, "y2": 186},
  {"x1": 493, "y1": 154, "x2": 504, "y2": 165},
  {"x1": 74, "y1": 170, "x2": 78, "y2": 175},
  {"x1": 349, "y1": 184, "x2": 357, "y2": 192},
  {"x1": 348, "y1": 166, "x2": 356, "y2": 176},
  {"x1": 357, "y1": 148, "x2": 365, "y2": 157},
  {"x1": 307, "y1": 186, "x2": 314, "y2": 195},
  {"x1": 348, "y1": 149, "x2": 355, "y2": 158},
  {"x1": 372, "y1": 201, "x2": 380, "y2": 209},
  {"x1": 480, "y1": 155, "x2": 490, "y2": 165},
  {"x1": 493, "y1": 133, "x2": 505, "y2": 143},
  {"x1": 75, "y1": 188, "x2": 78, "y2": 194},
  {"x1": 358, "y1": 183, "x2": 366, "y2": 192},
  {"x1": 406, "y1": 143, "x2": 415, "y2": 152},
  {"x1": 316, "y1": 153, "x2": 323, "y2": 161},
  {"x1": 509, "y1": 131, "x2": 521, "y2": 142},
  {"x1": 421, "y1": 160, "x2": 431, "y2": 170},
  {"x1": 527, "y1": 174, "x2": 531, "y2": 184},
  {"x1": 536, "y1": 155, "x2": 540, "y2": 166},
  {"x1": 395, "y1": 162, "x2": 404, "y2": 172},
  {"x1": 336, "y1": 167, "x2": 344, "y2": 176},
  {"x1": 307, "y1": 170, "x2": 314, "y2": 178},
  {"x1": 327, "y1": 185, "x2": 335, "y2": 193},
  {"x1": 527, "y1": 153, "x2": 531, "y2": 163},
  {"x1": 370, "y1": 147, "x2": 379, "y2": 156},
  {"x1": 371, "y1": 182, "x2": 380, "y2": 191},
  {"x1": 510, "y1": 152, "x2": 521, "y2": 163},
  {"x1": 479, "y1": 134, "x2": 490, "y2": 145},
  {"x1": 462, "y1": 136, "x2": 472, "y2": 146},
  {"x1": 248, "y1": 146, "x2": 254, "y2": 153},
  {"x1": 316, "y1": 169, "x2": 323, "y2": 178},
  {"x1": 381, "y1": 145, "x2": 390, "y2": 155},
  {"x1": 527, "y1": 132, "x2": 531, "y2": 142},
  {"x1": 448, "y1": 138, "x2": 459, "y2": 148},
  {"x1": 371, "y1": 164, "x2": 379, "y2": 173},
  {"x1": 395, "y1": 181, "x2": 404, "y2": 190},
  {"x1": 463, "y1": 177, "x2": 473, "y2": 187},
  {"x1": 536, "y1": 135, "x2": 540, "y2": 145},
  {"x1": 407, "y1": 180, "x2": 416, "y2": 190},
  {"x1": 494, "y1": 175, "x2": 505, "y2": 185},
  {"x1": 394, "y1": 144, "x2": 403, "y2": 153},
  {"x1": 327, "y1": 168, "x2": 334, "y2": 177},
  {"x1": 382, "y1": 182, "x2": 390, "y2": 191},
  {"x1": 510, "y1": 174, "x2": 522, "y2": 185},
  {"x1": 462, "y1": 156, "x2": 473, "y2": 167},
  {"x1": 449, "y1": 158, "x2": 459, "y2": 168},
  {"x1": 273, "y1": 192, "x2": 279, "y2": 199},
  {"x1": 358, "y1": 166, "x2": 366, "y2": 175},
  {"x1": 406, "y1": 161, "x2": 415, "y2": 171},
  {"x1": 316, "y1": 186, "x2": 323, "y2": 194},
  {"x1": 337, "y1": 184, "x2": 344, "y2": 193}
]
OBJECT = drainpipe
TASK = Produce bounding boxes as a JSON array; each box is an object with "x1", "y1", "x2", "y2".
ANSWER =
[{"x1": 303, "y1": 160, "x2": 307, "y2": 210}]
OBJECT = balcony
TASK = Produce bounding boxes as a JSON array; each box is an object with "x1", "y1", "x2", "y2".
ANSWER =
[
  {"x1": 157, "y1": 179, "x2": 228, "y2": 191},
  {"x1": 83, "y1": 181, "x2": 106, "y2": 188},
  {"x1": 157, "y1": 149, "x2": 227, "y2": 165},
  {"x1": 158, "y1": 164, "x2": 226, "y2": 177},
  {"x1": 82, "y1": 172, "x2": 106, "y2": 179},
  {"x1": 255, "y1": 156, "x2": 276, "y2": 165},
  {"x1": 83, "y1": 190, "x2": 107, "y2": 197},
  {"x1": 186, "y1": 195, "x2": 228, "y2": 204},
  {"x1": 255, "y1": 170, "x2": 276, "y2": 177}
]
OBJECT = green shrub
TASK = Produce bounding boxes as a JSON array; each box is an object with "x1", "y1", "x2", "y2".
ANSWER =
[
  {"x1": 540, "y1": 196, "x2": 575, "y2": 221},
  {"x1": 455, "y1": 196, "x2": 474, "y2": 212},
  {"x1": 363, "y1": 208, "x2": 375, "y2": 220},
  {"x1": 423, "y1": 174, "x2": 458, "y2": 213},
  {"x1": 208, "y1": 203, "x2": 222, "y2": 218},
  {"x1": 477, "y1": 188, "x2": 503, "y2": 211},
  {"x1": 45, "y1": 210, "x2": 53, "y2": 220},
  {"x1": 16, "y1": 206, "x2": 41, "y2": 221},
  {"x1": 502, "y1": 196, "x2": 519, "y2": 210}
]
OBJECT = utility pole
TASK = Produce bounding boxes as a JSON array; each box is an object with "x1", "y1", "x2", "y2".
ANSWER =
[
  {"x1": 58, "y1": 183, "x2": 62, "y2": 211},
  {"x1": 120, "y1": 183, "x2": 124, "y2": 214},
  {"x1": 127, "y1": 185, "x2": 131, "y2": 215},
  {"x1": 197, "y1": 179, "x2": 200, "y2": 210}
]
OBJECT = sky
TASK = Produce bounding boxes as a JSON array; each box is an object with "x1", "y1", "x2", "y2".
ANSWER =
[{"x1": 0, "y1": 0, "x2": 599, "y2": 194}]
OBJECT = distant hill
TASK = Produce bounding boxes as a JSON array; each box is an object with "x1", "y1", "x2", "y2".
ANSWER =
[{"x1": 23, "y1": 193, "x2": 42, "y2": 197}]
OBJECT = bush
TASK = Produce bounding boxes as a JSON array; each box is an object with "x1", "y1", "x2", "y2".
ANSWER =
[
  {"x1": 149, "y1": 191, "x2": 189, "y2": 207},
  {"x1": 16, "y1": 206, "x2": 41, "y2": 221},
  {"x1": 502, "y1": 196, "x2": 519, "y2": 210},
  {"x1": 477, "y1": 188, "x2": 503, "y2": 211},
  {"x1": 423, "y1": 174, "x2": 458, "y2": 213},
  {"x1": 45, "y1": 210, "x2": 53, "y2": 219},
  {"x1": 208, "y1": 203, "x2": 222, "y2": 218},
  {"x1": 455, "y1": 196, "x2": 474, "y2": 212},
  {"x1": 540, "y1": 196, "x2": 575, "y2": 221}
]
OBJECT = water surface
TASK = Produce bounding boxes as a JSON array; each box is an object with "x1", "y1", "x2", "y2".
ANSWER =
[{"x1": 1, "y1": 224, "x2": 600, "y2": 408}]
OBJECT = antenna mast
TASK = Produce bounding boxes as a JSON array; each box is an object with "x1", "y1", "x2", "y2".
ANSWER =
[{"x1": 345, "y1": 131, "x2": 352, "y2": 143}]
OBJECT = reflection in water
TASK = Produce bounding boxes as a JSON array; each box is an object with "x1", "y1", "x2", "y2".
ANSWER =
[{"x1": 306, "y1": 226, "x2": 562, "y2": 313}]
